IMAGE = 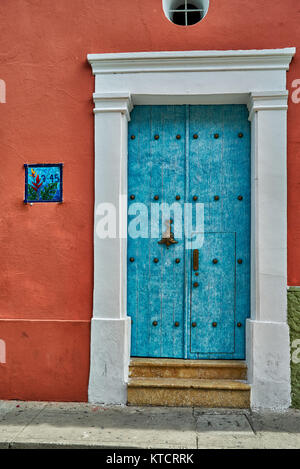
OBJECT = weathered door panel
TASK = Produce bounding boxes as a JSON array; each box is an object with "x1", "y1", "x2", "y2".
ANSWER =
[
  {"x1": 187, "y1": 105, "x2": 250, "y2": 359},
  {"x1": 190, "y1": 232, "x2": 236, "y2": 355},
  {"x1": 128, "y1": 104, "x2": 250, "y2": 359},
  {"x1": 128, "y1": 105, "x2": 186, "y2": 358}
]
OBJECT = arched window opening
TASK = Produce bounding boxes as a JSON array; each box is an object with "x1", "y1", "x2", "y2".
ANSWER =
[{"x1": 163, "y1": 0, "x2": 209, "y2": 26}]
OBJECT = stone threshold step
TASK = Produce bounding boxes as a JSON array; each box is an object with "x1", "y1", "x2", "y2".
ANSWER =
[
  {"x1": 128, "y1": 377, "x2": 250, "y2": 391},
  {"x1": 130, "y1": 358, "x2": 247, "y2": 368},
  {"x1": 129, "y1": 358, "x2": 247, "y2": 380},
  {"x1": 128, "y1": 378, "x2": 251, "y2": 408}
]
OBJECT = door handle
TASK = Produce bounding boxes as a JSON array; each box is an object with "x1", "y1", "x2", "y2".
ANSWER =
[
  {"x1": 193, "y1": 249, "x2": 199, "y2": 271},
  {"x1": 158, "y1": 219, "x2": 178, "y2": 248}
]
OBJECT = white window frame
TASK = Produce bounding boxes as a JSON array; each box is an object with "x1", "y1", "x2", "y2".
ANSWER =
[
  {"x1": 163, "y1": 0, "x2": 210, "y2": 25},
  {"x1": 87, "y1": 48, "x2": 295, "y2": 409}
]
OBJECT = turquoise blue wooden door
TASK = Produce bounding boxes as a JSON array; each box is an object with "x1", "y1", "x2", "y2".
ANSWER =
[{"x1": 128, "y1": 105, "x2": 250, "y2": 359}]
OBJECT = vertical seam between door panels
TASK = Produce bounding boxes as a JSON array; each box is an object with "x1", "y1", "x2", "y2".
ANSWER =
[{"x1": 185, "y1": 104, "x2": 190, "y2": 359}]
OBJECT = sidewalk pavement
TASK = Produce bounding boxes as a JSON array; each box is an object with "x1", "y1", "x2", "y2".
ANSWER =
[{"x1": 0, "y1": 400, "x2": 299, "y2": 449}]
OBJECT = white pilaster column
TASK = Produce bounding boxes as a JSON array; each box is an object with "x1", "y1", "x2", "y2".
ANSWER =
[
  {"x1": 88, "y1": 93, "x2": 133, "y2": 404},
  {"x1": 247, "y1": 91, "x2": 291, "y2": 409}
]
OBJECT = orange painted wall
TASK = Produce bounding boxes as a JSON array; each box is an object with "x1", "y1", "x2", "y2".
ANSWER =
[
  {"x1": 0, "y1": 320, "x2": 90, "y2": 401},
  {"x1": 0, "y1": 0, "x2": 300, "y2": 400}
]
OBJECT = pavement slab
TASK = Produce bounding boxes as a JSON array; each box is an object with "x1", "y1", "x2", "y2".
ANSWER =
[
  {"x1": 194, "y1": 411, "x2": 257, "y2": 449},
  {"x1": 9, "y1": 403, "x2": 197, "y2": 449},
  {"x1": 0, "y1": 401, "x2": 298, "y2": 449},
  {"x1": 0, "y1": 401, "x2": 48, "y2": 448},
  {"x1": 249, "y1": 409, "x2": 300, "y2": 433}
]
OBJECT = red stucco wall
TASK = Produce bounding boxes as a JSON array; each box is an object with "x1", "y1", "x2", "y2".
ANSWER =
[{"x1": 0, "y1": 0, "x2": 299, "y2": 400}]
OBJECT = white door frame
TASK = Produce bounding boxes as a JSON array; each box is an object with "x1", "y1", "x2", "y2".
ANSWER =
[{"x1": 87, "y1": 48, "x2": 295, "y2": 409}]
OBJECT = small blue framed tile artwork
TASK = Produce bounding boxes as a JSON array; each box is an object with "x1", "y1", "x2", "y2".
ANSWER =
[{"x1": 24, "y1": 164, "x2": 63, "y2": 203}]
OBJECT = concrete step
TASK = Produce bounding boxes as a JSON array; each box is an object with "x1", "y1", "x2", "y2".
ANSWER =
[
  {"x1": 129, "y1": 358, "x2": 247, "y2": 380},
  {"x1": 128, "y1": 377, "x2": 251, "y2": 408}
]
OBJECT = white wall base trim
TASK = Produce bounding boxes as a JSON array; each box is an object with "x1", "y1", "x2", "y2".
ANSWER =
[
  {"x1": 88, "y1": 317, "x2": 131, "y2": 404},
  {"x1": 246, "y1": 319, "x2": 291, "y2": 410}
]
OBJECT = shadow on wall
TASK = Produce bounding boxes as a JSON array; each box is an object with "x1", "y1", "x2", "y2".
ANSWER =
[{"x1": 288, "y1": 288, "x2": 300, "y2": 409}]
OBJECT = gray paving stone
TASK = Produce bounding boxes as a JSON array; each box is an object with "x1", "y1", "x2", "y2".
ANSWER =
[
  {"x1": 12, "y1": 403, "x2": 197, "y2": 449},
  {"x1": 249, "y1": 409, "x2": 300, "y2": 433},
  {"x1": 196, "y1": 413, "x2": 254, "y2": 435},
  {"x1": 0, "y1": 401, "x2": 48, "y2": 444},
  {"x1": 0, "y1": 401, "x2": 299, "y2": 449}
]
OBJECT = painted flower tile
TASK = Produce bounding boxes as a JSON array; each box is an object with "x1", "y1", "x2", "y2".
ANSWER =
[{"x1": 24, "y1": 164, "x2": 63, "y2": 203}]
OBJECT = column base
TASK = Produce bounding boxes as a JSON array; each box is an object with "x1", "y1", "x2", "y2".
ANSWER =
[
  {"x1": 246, "y1": 319, "x2": 291, "y2": 410},
  {"x1": 88, "y1": 317, "x2": 131, "y2": 404}
]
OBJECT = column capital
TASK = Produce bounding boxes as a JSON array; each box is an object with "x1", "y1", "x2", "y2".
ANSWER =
[
  {"x1": 247, "y1": 91, "x2": 289, "y2": 121},
  {"x1": 93, "y1": 92, "x2": 133, "y2": 121}
]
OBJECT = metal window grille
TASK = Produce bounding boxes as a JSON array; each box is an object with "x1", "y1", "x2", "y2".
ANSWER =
[{"x1": 169, "y1": 1, "x2": 204, "y2": 26}]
